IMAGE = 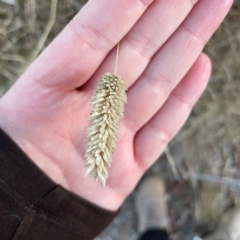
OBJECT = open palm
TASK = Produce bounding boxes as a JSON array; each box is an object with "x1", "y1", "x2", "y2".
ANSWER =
[{"x1": 0, "y1": 0, "x2": 232, "y2": 210}]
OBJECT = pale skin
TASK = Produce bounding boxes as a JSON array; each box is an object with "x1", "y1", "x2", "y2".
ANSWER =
[{"x1": 0, "y1": 0, "x2": 232, "y2": 211}]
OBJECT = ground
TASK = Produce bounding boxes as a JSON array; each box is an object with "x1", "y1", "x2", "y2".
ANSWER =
[{"x1": 0, "y1": 1, "x2": 240, "y2": 239}]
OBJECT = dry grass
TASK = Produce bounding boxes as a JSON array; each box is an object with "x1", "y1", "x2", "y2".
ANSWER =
[
  {"x1": 0, "y1": 0, "x2": 240, "y2": 238},
  {"x1": 166, "y1": 4, "x2": 240, "y2": 237},
  {"x1": 0, "y1": 0, "x2": 86, "y2": 94}
]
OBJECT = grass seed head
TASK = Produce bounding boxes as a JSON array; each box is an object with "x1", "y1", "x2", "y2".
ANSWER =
[{"x1": 85, "y1": 73, "x2": 127, "y2": 186}]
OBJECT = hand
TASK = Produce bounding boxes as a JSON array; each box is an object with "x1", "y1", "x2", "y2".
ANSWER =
[{"x1": 0, "y1": 0, "x2": 232, "y2": 210}]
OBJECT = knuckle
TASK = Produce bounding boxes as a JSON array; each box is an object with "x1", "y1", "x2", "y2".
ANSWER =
[
  {"x1": 125, "y1": 32, "x2": 158, "y2": 59},
  {"x1": 69, "y1": 19, "x2": 113, "y2": 53},
  {"x1": 149, "y1": 123, "x2": 173, "y2": 145},
  {"x1": 181, "y1": 24, "x2": 206, "y2": 47},
  {"x1": 172, "y1": 92, "x2": 193, "y2": 110},
  {"x1": 143, "y1": 71, "x2": 175, "y2": 96}
]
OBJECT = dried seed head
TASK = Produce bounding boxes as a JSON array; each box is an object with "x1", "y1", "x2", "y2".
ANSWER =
[{"x1": 85, "y1": 73, "x2": 127, "y2": 186}]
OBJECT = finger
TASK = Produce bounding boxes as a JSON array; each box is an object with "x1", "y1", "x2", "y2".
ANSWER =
[
  {"x1": 19, "y1": 0, "x2": 154, "y2": 90},
  {"x1": 134, "y1": 53, "x2": 211, "y2": 169},
  {"x1": 83, "y1": 0, "x2": 197, "y2": 93},
  {"x1": 123, "y1": 0, "x2": 232, "y2": 133}
]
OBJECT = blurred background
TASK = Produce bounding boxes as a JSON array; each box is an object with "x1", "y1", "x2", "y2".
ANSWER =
[{"x1": 0, "y1": 1, "x2": 240, "y2": 239}]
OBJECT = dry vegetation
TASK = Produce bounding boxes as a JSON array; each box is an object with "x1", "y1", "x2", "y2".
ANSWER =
[
  {"x1": 0, "y1": 0, "x2": 85, "y2": 93},
  {"x1": 0, "y1": 0, "x2": 240, "y2": 239}
]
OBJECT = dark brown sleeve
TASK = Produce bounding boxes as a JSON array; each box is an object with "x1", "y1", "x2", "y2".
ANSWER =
[{"x1": 0, "y1": 128, "x2": 119, "y2": 240}]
